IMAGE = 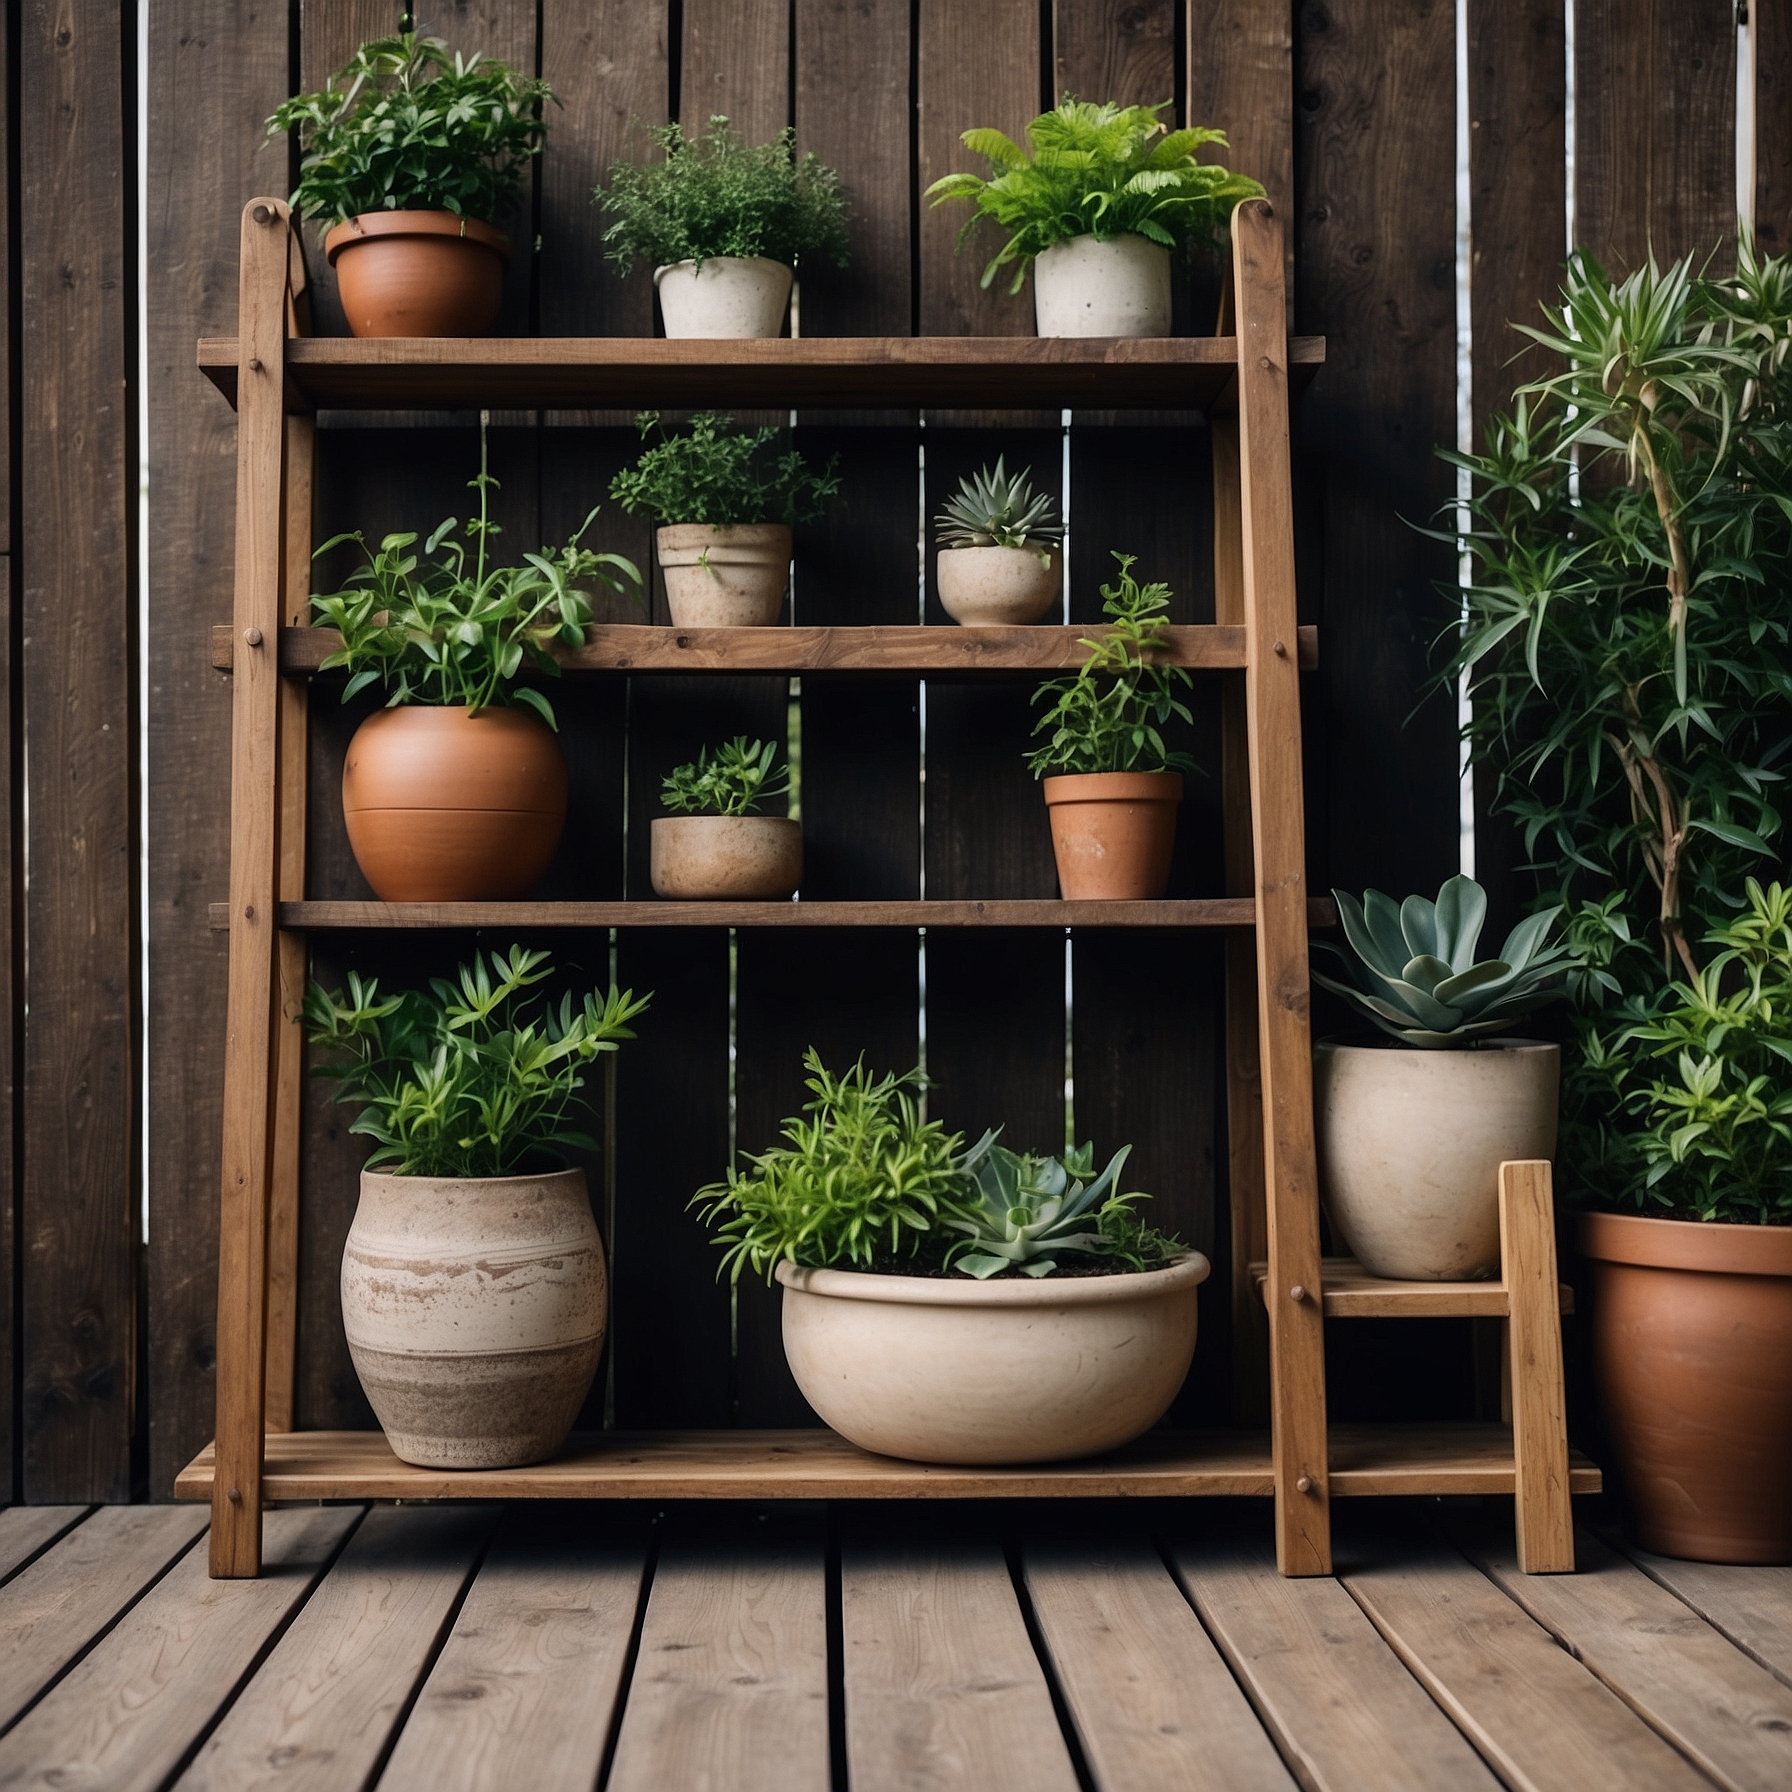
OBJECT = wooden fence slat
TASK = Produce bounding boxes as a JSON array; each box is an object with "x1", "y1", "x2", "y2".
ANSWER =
[
  {"x1": 0, "y1": 0, "x2": 13, "y2": 1507},
  {"x1": 1759, "y1": 0, "x2": 1792, "y2": 260},
  {"x1": 1055, "y1": 0, "x2": 1176, "y2": 112}
]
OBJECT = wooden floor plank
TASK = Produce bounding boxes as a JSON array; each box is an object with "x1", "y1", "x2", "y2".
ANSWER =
[
  {"x1": 843, "y1": 1531, "x2": 1081, "y2": 1792},
  {"x1": 607, "y1": 1514, "x2": 829, "y2": 1792},
  {"x1": 0, "y1": 1509, "x2": 90, "y2": 1586},
  {"x1": 377, "y1": 1507, "x2": 650, "y2": 1792},
  {"x1": 1024, "y1": 1538, "x2": 1295, "y2": 1792},
  {"x1": 175, "y1": 1505, "x2": 497, "y2": 1792},
  {"x1": 1622, "y1": 1547, "x2": 1792, "y2": 1692},
  {"x1": 0, "y1": 1505, "x2": 210, "y2": 1730},
  {"x1": 0, "y1": 1506, "x2": 362, "y2": 1792}
]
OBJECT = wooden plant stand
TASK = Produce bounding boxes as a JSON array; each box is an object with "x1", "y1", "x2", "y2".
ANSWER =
[{"x1": 181, "y1": 197, "x2": 1595, "y2": 1577}]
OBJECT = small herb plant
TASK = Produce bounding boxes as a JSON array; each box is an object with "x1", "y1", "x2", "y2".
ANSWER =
[
  {"x1": 1027, "y1": 555, "x2": 1194, "y2": 776},
  {"x1": 306, "y1": 946, "x2": 651, "y2": 1179},
  {"x1": 662, "y1": 738, "x2": 789, "y2": 817},
  {"x1": 926, "y1": 97, "x2": 1263, "y2": 293},
  {"x1": 597, "y1": 116, "x2": 851, "y2": 273},
  {"x1": 609, "y1": 412, "x2": 842, "y2": 528},
  {"x1": 267, "y1": 32, "x2": 554, "y2": 226},
  {"x1": 935, "y1": 457, "x2": 1062, "y2": 553}
]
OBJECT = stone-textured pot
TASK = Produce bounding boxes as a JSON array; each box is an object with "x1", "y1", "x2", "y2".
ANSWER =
[
  {"x1": 1314, "y1": 1039, "x2": 1559, "y2": 1280},
  {"x1": 937, "y1": 545, "x2": 1060, "y2": 625},
  {"x1": 342, "y1": 1167, "x2": 606, "y2": 1469},
  {"x1": 341, "y1": 705, "x2": 567, "y2": 902},
  {"x1": 325, "y1": 211, "x2": 509, "y2": 338},
  {"x1": 651, "y1": 815, "x2": 802, "y2": 899},
  {"x1": 1042, "y1": 771, "x2": 1181, "y2": 899},
  {"x1": 1583, "y1": 1210, "x2": 1792, "y2": 1562},
  {"x1": 1033, "y1": 233, "x2": 1172, "y2": 337},
  {"x1": 776, "y1": 1253, "x2": 1209, "y2": 1464},
  {"x1": 654, "y1": 256, "x2": 794, "y2": 338},
  {"x1": 656, "y1": 523, "x2": 792, "y2": 626}
]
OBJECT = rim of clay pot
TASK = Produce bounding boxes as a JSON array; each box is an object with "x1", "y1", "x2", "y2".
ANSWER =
[
  {"x1": 325, "y1": 211, "x2": 510, "y2": 264},
  {"x1": 1314, "y1": 1037, "x2": 1559, "y2": 1058},
  {"x1": 656, "y1": 521, "x2": 793, "y2": 547},
  {"x1": 357, "y1": 701, "x2": 555, "y2": 727},
  {"x1": 653, "y1": 255, "x2": 792, "y2": 284},
  {"x1": 652, "y1": 813, "x2": 799, "y2": 832},
  {"x1": 1042, "y1": 771, "x2": 1183, "y2": 806},
  {"x1": 776, "y1": 1250, "x2": 1210, "y2": 1307},
  {"x1": 362, "y1": 1165, "x2": 586, "y2": 1194},
  {"x1": 1580, "y1": 1207, "x2": 1792, "y2": 1276}
]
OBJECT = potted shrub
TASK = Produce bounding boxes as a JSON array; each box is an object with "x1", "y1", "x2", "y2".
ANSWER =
[
  {"x1": 307, "y1": 946, "x2": 650, "y2": 1468},
  {"x1": 652, "y1": 737, "x2": 800, "y2": 899},
  {"x1": 313, "y1": 441, "x2": 641, "y2": 900},
  {"x1": 1027, "y1": 555, "x2": 1193, "y2": 898},
  {"x1": 1311, "y1": 875, "x2": 1571, "y2": 1280},
  {"x1": 694, "y1": 1051, "x2": 1208, "y2": 1464},
  {"x1": 934, "y1": 457, "x2": 1062, "y2": 625},
  {"x1": 597, "y1": 116, "x2": 850, "y2": 338},
  {"x1": 610, "y1": 411, "x2": 841, "y2": 626},
  {"x1": 267, "y1": 32, "x2": 553, "y2": 337},
  {"x1": 925, "y1": 98, "x2": 1262, "y2": 337}
]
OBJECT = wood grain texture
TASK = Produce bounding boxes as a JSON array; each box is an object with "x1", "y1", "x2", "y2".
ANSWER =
[
  {"x1": 1056, "y1": 0, "x2": 1176, "y2": 112},
  {"x1": 681, "y1": 0, "x2": 790, "y2": 143},
  {"x1": 1620, "y1": 1549, "x2": 1792, "y2": 1690},
  {"x1": 0, "y1": 1508, "x2": 90, "y2": 1587},
  {"x1": 0, "y1": 5, "x2": 12, "y2": 1505},
  {"x1": 1248, "y1": 1255, "x2": 1575, "y2": 1318},
  {"x1": 1759, "y1": 0, "x2": 1792, "y2": 261}
]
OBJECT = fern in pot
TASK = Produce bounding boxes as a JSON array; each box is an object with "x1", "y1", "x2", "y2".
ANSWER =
[
  {"x1": 934, "y1": 457, "x2": 1063, "y2": 625},
  {"x1": 652, "y1": 736, "x2": 801, "y2": 899}
]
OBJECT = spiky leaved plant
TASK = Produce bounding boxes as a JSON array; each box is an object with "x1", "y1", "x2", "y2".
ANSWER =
[
  {"x1": 661, "y1": 737, "x2": 788, "y2": 818},
  {"x1": 935, "y1": 457, "x2": 1063, "y2": 551}
]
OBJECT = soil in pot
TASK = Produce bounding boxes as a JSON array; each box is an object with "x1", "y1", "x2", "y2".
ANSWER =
[
  {"x1": 1043, "y1": 771, "x2": 1181, "y2": 899},
  {"x1": 1583, "y1": 1211, "x2": 1792, "y2": 1562},
  {"x1": 1033, "y1": 234, "x2": 1172, "y2": 337},
  {"x1": 651, "y1": 815, "x2": 801, "y2": 899},
  {"x1": 656, "y1": 524, "x2": 792, "y2": 626},
  {"x1": 326, "y1": 212, "x2": 509, "y2": 338},
  {"x1": 937, "y1": 545, "x2": 1060, "y2": 625},
  {"x1": 341, "y1": 705, "x2": 567, "y2": 901},
  {"x1": 654, "y1": 256, "x2": 793, "y2": 338}
]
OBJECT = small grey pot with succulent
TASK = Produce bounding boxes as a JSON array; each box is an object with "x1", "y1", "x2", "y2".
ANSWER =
[{"x1": 934, "y1": 457, "x2": 1063, "y2": 625}]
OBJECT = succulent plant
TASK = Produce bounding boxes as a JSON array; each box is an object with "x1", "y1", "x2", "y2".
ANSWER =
[
  {"x1": 934, "y1": 457, "x2": 1062, "y2": 551},
  {"x1": 662, "y1": 736, "x2": 788, "y2": 817},
  {"x1": 1313, "y1": 874, "x2": 1572, "y2": 1048}
]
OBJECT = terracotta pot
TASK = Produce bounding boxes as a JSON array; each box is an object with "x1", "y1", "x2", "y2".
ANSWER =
[
  {"x1": 776, "y1": 1252, "x2": 1209, "y2": 1463},
  {"x1": 1583, "y1": 1210, "x2": 1792, "y2": 1562},
  {"x1": 1042, "y1": 771, "x2": 1181, "y2": 899},
  {"x1": 1032, "y1": 233, "x2": 1172, "y2": 337},
  {"x1": 937, "y1": 545, "x2": 1060, "y2": 625},
  {"x1": 651, "y1": 815, "x2": 802, "y2": 899},
  {"x1": 341, "y1": 705, "x2": 567, "y2": 901},
  {"x1": 342, "y1": 1167, "x2": 605, "y2": 1469},
  {"x1": 325, "y1": 211, "x2": 509, "y2": 338},
  {"x1": 656, "y1": 524, "x2": 792, "y2": 626},
  {"x1": 654, "y1": 256, "x2": 793, "y2": 338},
  {"x1": 1314, "y1": 1039, "x2": 1559, "y2": 1280}
]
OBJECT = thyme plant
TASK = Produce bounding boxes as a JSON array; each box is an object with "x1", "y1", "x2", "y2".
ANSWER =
[
  {"x1": 609, "y1": 412, "x2": 841, "y2": 528},
  {"x1": 661, "y1": 738, "x2": 788, "y2": 817}
]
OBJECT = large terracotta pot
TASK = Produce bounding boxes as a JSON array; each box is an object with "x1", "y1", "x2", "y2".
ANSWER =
[
  {"x1": 1042, "y1": 771, "x2": 1181, "y2": 899},
  {"x1": 656, "y1": 524, "x2": 792, "y2": 626},
  {"x1": 1583, "y1": 1210, "x2": 1792, "y2": 1562},
  {"x1": 937, "y1": 545, "x2": 1060, "y2": 625},
  {"x1": 776, "y1": 1252, "x2": 1209, "y2": 1464},
  {"x1": 1033, "y1": 233, "x2": 1171, "y2": 337},
  {"x1": 654, "y1": 256, "x2": 793, "y2": 337},
  {"x1": 341, "y1": 705, "x2": 567, "y2": 901},
  {"x1": 651, "y1": 815, "x2": 802, "y2": 899},
  {"x1": 325, "y1": 211, "x2": 509, "y2": 338},
  {"x1": 342, "y1": 1167, "x2": 606, "y2": 1469}
]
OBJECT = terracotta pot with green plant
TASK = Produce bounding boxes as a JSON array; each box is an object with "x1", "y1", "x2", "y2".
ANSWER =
[
  {"x1": 268, "y1": 32, "x2": 553, "y2": 337},
  {"x1": 652, "y1": 736, "x2": 801, "y2": 899},
  {"x1": 934, "y1": 457, "x2": 1062, "y2": 625}
]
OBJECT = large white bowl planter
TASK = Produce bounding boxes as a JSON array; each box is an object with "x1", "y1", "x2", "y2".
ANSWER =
[
  {"x1": 657, "y1": 523, "x2": 792, "y2": 626},
  {"x1": 775, "y1": 1252, "x2": 1209, "y2": 1463},
  {"x1": 655, "y1": 256, "x2": 793, "y2": 337},
  {"x1": 936, "y1": 544, "x2": 1060, "y2": 624},
  {"x1": 1033, "y1": 233, "x2": 1171, "y2": 337}
]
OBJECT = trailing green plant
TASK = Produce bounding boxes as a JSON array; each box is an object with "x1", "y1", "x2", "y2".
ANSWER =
[
  {"x1": 925, "y1": 97, "x2": 1263, "y2": 294},
  {"x1": 662, "y1": 737, "x2": 788, "y2": 817},
  {"x1": 267, "y1": 32, "x2": 553, "y2": 225},
  {"x1": 597, "y1": 116, "x2": 851, "y2": 273},
  {"x1": 609, "y1": 411, "x2": 842, "y2": 528},
  {"x1": 1027, "y1": 554, "x2": 1194, "y2": 776},
  {"x1": 305, "y1": 946, "x2": 650, "y2": 1179},
  {"x1": 934, "y1": 457, "x2": 1062, "y2": 552}
]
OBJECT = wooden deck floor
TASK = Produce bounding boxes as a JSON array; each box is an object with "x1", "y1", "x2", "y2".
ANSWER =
[{"x1": 0, "y1": 1500, "x2": 1788, "y2": 1790}]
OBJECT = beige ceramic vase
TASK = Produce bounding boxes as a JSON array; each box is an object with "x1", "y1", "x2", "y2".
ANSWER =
[
  {"x1": 1032, "y1": 233, "x2": 1172, "y2": 337},
  {"x1": 936, "y1": 545, "x2": 1060, "y2": 624},
  {"x1": 651, "y1": 815, "x2": 802, "y2": 898},
  {"x1": 654, "y1": 256, "x2": 793, "y2": 338},
  {"x1": 341, "y1": 1167, "x2": 606, "y2": 1469},
  {"x1": 656, "y1": 524, "x2": 792, "y2": 626}
]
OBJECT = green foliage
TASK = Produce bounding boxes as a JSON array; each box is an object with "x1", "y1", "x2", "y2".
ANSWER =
[
  {"x1": 609, "y1": 412, "x2": 842, "y2": 528},
  {"x1": 934, "y1": 457, "x2": 1062, "y2": 551},
  {"x1": 597, "y1": 116, "x2": 851, "y2": 272},
  {"x1": 925, "y1": 97, "x2": 1263, "y2": 294},
  {"x1": 1027, "y1": 555, "x2": 1194, "y2": 776},
  {"x1": 267, "y1": 32, "x2": 553, "y2": 225},
  {"x1": 662, "y1": 737, "x2": 788, "y2": 817},
  {"x1": 305, "y1": 946, "x2": 650, "y2": 1179}
]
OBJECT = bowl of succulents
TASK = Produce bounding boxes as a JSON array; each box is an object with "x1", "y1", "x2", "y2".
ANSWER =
[
  {"x1": 934, "y1": 457, "x2": 1063, "y2": 626},
  {"x1": 925, "y1": 97, "x2": 1263, "y2": 337},
  {"x1": 694, "y1": 1050, "x2": 1208, "y2": 1464},
  {"x1": 1311, "y1": 874, "x2": 1572, "y2": 1280},
  {"x1": 652, "y1": 736, "x2": 800, "y2": 900},
  {"x1": 267, "y1": 31, "x2": 553, "y2": 337}
]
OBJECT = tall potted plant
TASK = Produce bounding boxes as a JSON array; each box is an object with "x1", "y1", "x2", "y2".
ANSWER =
[
  {"x1": 653, "y1": 737, "x2": 801, "y2": 899},
  {"x1": 934, "y1": 458, "x2": 1063, "y2": 625}
]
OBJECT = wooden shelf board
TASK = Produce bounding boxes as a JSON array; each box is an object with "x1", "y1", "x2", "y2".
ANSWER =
[
  {"x1": 1249, "y1": 1256, "x2": 1575, "y2": 1318},
  {"x1": 197, "y1": 332, "x2": 1326, "y2": 412},
  {"x1": 173, "y1": 1424, "x2": 1600, "y2": 1502}
]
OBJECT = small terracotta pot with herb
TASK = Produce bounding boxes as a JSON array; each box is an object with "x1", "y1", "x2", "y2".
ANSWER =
[{"x1": 651, "y1": 737, "x2": 801, "y2": 900}]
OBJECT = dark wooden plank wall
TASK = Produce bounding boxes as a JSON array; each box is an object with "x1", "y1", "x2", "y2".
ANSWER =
[{"x1": 0, "y1": 0, "x2": 14, "y2": 1500}]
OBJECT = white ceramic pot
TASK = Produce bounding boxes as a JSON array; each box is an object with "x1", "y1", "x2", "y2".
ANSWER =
[
  {"x1": 657, "y1": 523, "x2": 792, "y2": 626},
  {"x1": 775, "y1": 1252, "x2": 1210, "y2": 1463},
  {"x1": 651, "y1": 814, "x2": 802, "y2": 899},
  {"x1": 936, "y1": 544, "x2": 1060, "y2": 625},
  {"x1": 1032, "y1": 233, "x2": 1172, "y2": 337},
  {"x1": 341, "y1": 1166, "x2": 606, "y2": 1469},
  {"x1": 1314, "y1": 1039, "x2": 1560, "y2": 1281},
  {"x1": 654, "y1": 256, "x2": 793, "y2": 338}
]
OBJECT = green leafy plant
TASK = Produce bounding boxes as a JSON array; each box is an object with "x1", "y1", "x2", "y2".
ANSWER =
[
  {"x1": 267, "y1": 32, "x2": 553, "y2": 225},
  {"x1": 925, "y1": 97, "x2": 1263, "y2": 293},
  {"x1": 609, "y1": 412, "x2": 842, "y2": 528},
  {"x1": 597, "y1": 116, "x2": 851, "y2": 273},
  {"x1": 662, "y1": 737, "x2": 789, "y2": 817},
  {"x1": 305, "y1": 946, "x2": 650, "y2": 1179},
  {"x1": 935, "y1": 457, "x2": 1062, "y2": 552},
  {"x1": 1027, "y1": 555, "x2": 1194, "y2": 776}
]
